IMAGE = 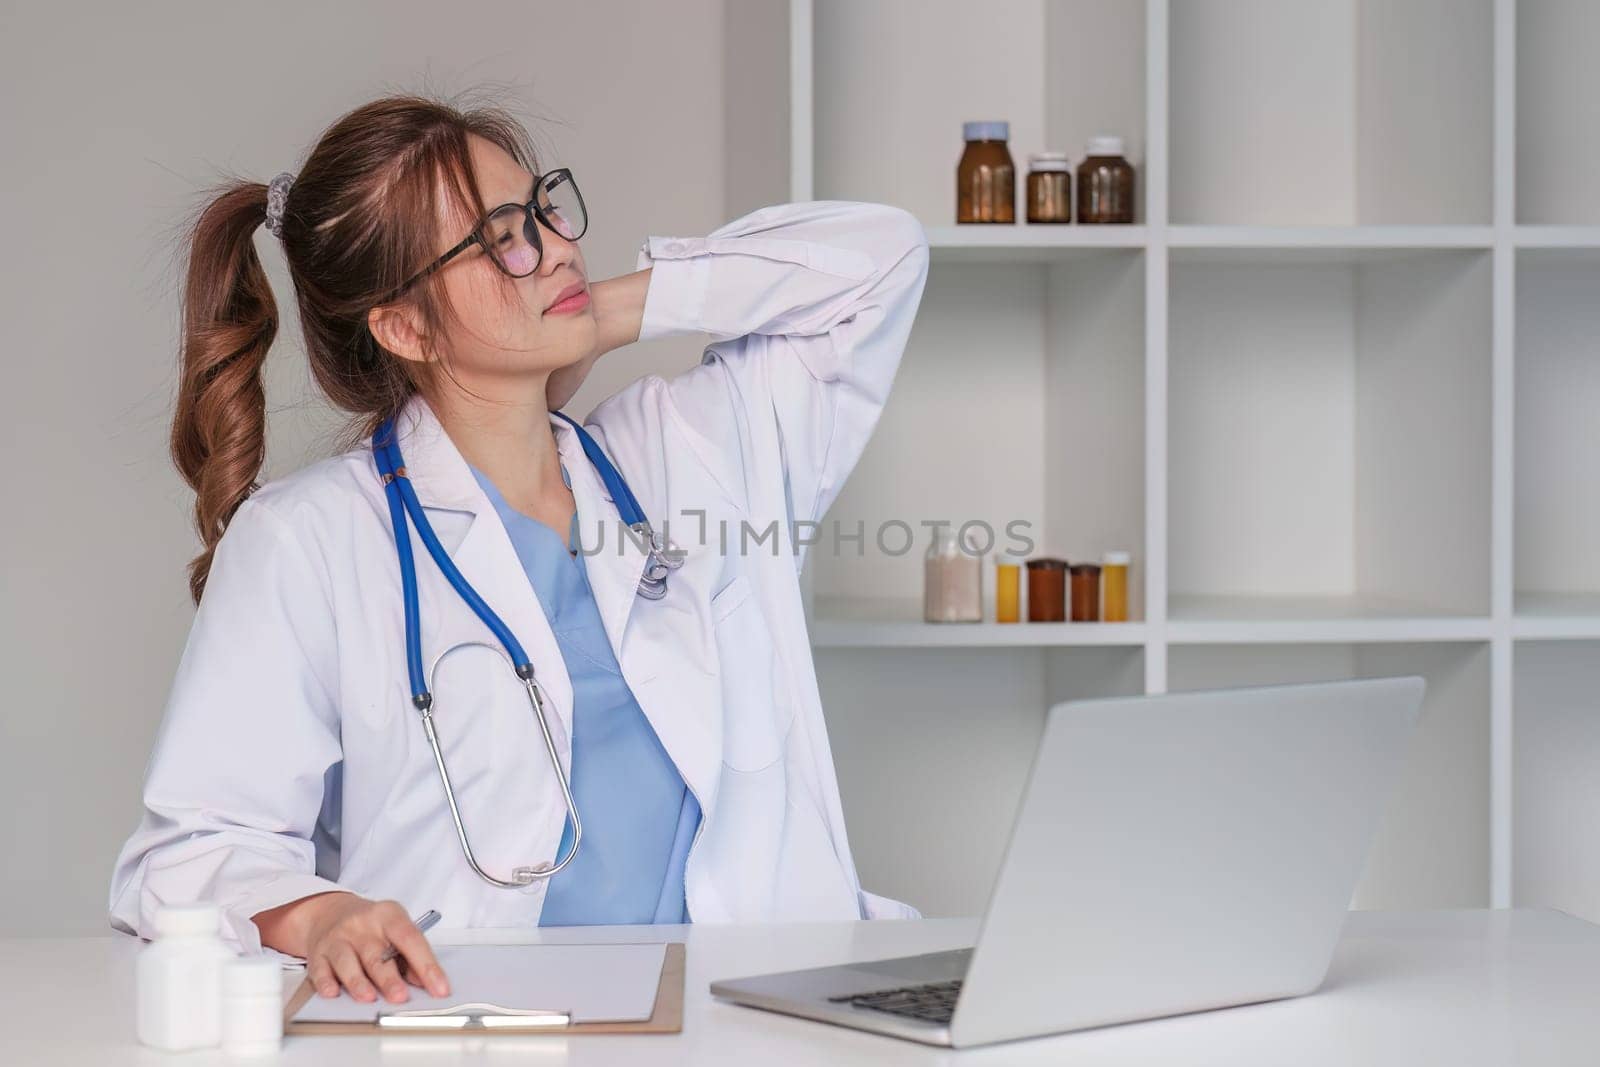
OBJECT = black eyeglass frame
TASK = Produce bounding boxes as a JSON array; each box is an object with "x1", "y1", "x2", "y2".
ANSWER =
[{"x1": 375, "y1": 167, "x2": 588, "y2": 305}]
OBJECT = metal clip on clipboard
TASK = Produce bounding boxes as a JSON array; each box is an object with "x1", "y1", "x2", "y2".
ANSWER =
[{"x1": 377, "y1": 1002, "x2": 571, "y2": 1030}]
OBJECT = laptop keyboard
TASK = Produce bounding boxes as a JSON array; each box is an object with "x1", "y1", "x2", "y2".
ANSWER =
[{"x1": 827, "y1": 979, "x2": 964, "y2": 1024}]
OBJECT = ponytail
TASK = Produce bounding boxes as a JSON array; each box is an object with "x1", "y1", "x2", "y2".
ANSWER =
[
  {"x1": 170, "y1": 181, "x2": 278, "y2": 604},
  {"x1": 165, "y1": 93, "x2": 548, "y2": 603}
]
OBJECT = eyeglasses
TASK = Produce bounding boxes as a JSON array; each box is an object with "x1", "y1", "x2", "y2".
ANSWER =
[{"x1": 377, "y1": 167, "x2": 588, "y2": 304}]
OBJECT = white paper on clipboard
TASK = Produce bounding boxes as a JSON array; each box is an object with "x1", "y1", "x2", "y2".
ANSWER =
[{"x1": 292, "y1": 942, "x2": 669, "y2": 1025}]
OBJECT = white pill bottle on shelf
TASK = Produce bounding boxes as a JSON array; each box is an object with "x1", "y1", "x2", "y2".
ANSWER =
[{"x1": 136, "y1": 902, "x2": 236, "y2": 1050}]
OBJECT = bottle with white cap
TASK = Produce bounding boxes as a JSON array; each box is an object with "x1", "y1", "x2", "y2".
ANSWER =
[
  {"x1": 221, "y1": 957, "x2": 286, "y2": 1055},
  {"x1": 1026, "y1": 152, "x2": 1073, "y2": 223},
  {"x1": 957, "y1": 120, "x2": 1016, "y2": 224},
  {"x1": 1101, "y1": 550, "x2": 1132, "y2": 621},
  {"x1": 1077, "y1": 135, "x2": 1136, "y2": 223},
  {"x1": 135, "y1": 902, "x2": 237, "y2": 1050}
]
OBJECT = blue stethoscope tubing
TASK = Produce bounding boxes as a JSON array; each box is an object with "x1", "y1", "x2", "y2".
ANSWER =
[
  {"x1": 551, "y1": 411, "x2": 683, "y2": 598},
  {"x1": 371, "y1": 413, "x2": 679, "y2": 890}
]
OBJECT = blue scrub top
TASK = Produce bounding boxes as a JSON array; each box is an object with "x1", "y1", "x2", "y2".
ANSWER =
[{"x1": 469, "y1": 461, "x2": 700, "y2": 925}]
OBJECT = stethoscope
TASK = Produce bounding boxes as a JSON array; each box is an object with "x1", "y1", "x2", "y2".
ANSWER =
[{"x1": 370, "y1": 413, "x2": 683, "y2": 889}]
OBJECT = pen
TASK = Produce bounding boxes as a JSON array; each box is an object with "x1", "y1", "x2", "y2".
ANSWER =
[{"x1": 379, "y1": 908, "x2": 441, "y2": 965}]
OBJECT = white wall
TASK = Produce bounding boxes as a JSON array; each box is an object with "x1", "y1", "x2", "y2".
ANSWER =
[{"x1": 0, "y1": 0, "x2": 789, "y2": 937}]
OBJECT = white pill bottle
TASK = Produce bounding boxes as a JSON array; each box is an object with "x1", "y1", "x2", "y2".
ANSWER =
[
  {"x1": 221, "y1": 957, "x2": 286, "y2": 1054},
  {"x1": 136, "y1": 902, "x2": 237, "y2": 1050}
]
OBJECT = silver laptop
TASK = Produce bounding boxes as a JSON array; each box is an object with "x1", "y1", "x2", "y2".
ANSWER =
[{"x1": 711, "y1": 676, "x2": 1424, "y2": 1048}]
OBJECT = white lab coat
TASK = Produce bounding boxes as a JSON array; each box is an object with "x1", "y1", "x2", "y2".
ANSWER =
[{"x1": 108, "y1": 200, "x2": 931, "y2": 952}]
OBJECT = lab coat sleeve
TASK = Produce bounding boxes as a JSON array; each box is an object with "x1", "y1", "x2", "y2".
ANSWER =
[
  {"x1": 859, "y1": 888, "x2": 923, "y2": 921},
  {"x1": 633, "y1": 200, "x2": 930, "y2": 562},
  {"x1": 107, "y1": 497, "x2": 346, "y2": 955}
]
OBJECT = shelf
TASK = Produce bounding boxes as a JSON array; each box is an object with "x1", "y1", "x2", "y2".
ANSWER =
[
  {"x1": 1170, "y1": 0, "x2": 1492, "y2": 226},
  {"x1": 1167, "y1": 595, "x2": 1493, "y2": 645},
  {"x1": 810, "y1": 597, "x2": 1146, "y2": 648},
  {"x1": 1169, "y1": 225, "x2": 1493, "y2": 264},
  {"x1": 1168, "y1": 253, "x2": 1492, "y2": 619},
  {"x1": 921, "y1": 225, "x2": 1499, "y2": 265},
  {"x1": 813, "y1": 0, "x2": 1146, "y2": 236},
  {"x1": 809, "y1": 249, "x2": 1144, "y2": 618},
  {"x1": 926, "y1": 225, "x2": 1146, "y2": 262},
  {"x1": 791, "y1": 0, "x2": 1598, "y2": 915},
  {"x1": 1513, "y1": 594, "x2": 1600, "y2": 641},
  {"x1": 1514, "y1": 226, "x2": 1600, "y2": 251},
  {"x1": 810, "y1": 595, "x2": 1499, "y2": 648}
]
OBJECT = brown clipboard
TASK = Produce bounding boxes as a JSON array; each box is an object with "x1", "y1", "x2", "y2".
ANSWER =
[{"x1": 282, "y1": 942, "x2": 684, "y2": 1036}]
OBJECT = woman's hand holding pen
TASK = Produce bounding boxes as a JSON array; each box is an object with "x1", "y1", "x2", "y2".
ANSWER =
[{"x1": 253, "y1": 891, "x2": 450, "y2": 1004}]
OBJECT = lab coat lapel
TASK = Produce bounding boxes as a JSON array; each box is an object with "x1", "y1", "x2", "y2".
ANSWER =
[
  {"x1": 550, "y1": 414, "x2": 723, "y2": 817},
  {"x1": 390, "y1": 395, "x2": 575, "y2": 747},
  {"x1": 551, "y1": 415, "x2": 647, "y2": 657}
]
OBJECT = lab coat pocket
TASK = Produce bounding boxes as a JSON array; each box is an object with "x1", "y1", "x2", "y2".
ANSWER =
[
  {"x1": 710, "y1": 575, "x2": 793, "y2": 773},
  {"x1": 711, "y1": 572, "x2": 753, "y2": 624}
]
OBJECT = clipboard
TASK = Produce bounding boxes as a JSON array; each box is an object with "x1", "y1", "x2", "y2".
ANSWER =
[{"x1": 283, "y1": 942, "x2": 684, "y2": 1035}]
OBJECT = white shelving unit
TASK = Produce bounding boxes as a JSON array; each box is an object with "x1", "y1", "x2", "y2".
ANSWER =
[{"x1": 788, "y1": 0, "x2": 1600, "y2": 919}]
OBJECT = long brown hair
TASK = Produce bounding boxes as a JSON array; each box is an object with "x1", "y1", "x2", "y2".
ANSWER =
[{"x1": 171, "y1": 90, "x2": 540, "y2": 603}]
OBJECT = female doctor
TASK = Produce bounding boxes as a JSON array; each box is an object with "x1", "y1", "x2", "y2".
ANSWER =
[{"x1": 108, "y1": 93, "x2": 929, "y2": 1005}]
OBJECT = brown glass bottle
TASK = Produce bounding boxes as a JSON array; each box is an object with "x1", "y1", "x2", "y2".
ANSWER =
[
  {"x1": 957, "y1": 121, "x2": 1015, "y2": 224},
  {"x1": 1077, "y1": 135, "x2": 1136, "y2": 224},
  {"x1": 1026, "y1": 152, "x2": 1072, "y2": 223},
  {"x1": 1025, "y1": 558, "x2": 1068, "y2": 622},
  {"x1": 1070, "y1": 563, "x2": 1102, "y2": 622}
]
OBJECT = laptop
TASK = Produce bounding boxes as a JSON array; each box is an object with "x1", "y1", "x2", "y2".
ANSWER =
[{"x1": 711, "y1": 676, "x2": 1424, "y2": 1048}]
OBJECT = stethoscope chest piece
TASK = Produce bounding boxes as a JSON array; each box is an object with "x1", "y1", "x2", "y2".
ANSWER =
[{"x1": 636, "y1": 523, "x2": 686, "y2": 599}]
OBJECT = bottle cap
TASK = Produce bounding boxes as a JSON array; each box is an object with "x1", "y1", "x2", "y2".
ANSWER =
[
  {"x1": 1103, "y1": 550, "x2": 1131, "y2": 565},
  {"x1": 955, "y1": 525, "x2": 988, "y2": 555},
  {"x1": 963, "y1": 121, "x2": 1010, "y2": 142},
  {"x1": 1085, "y1": 135, "x2": 1125, "y2": 157},
  {"x1": 222, "y1": 956, "x2": 283, "y2": 996},
  {"x1": 152, "y1": 902, "x2": 222, "y2": 938},
  {"x1": 1026, "y1": 557, "x2": 1069, "y2": 570},
  {"x1": 1028, "y1": 152, "x2": 1072, "y2": 172},
  {"x1": 1070, "y1": 562, "x2": 1102, "y2": 575}
]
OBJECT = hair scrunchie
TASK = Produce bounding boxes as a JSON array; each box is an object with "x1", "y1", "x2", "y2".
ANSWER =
[{"x1": 264, "y1": 171, "x2": 295, "y2": 238}]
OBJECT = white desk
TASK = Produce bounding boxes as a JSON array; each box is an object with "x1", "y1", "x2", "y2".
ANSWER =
[{"x1": 5, "y1": 909, "x2": 1600, "y2": 1064}]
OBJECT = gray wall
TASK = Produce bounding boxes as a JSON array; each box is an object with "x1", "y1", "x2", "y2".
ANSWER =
[{"x1": 0, "y1": 0, "x2": 789, "y2": 937}]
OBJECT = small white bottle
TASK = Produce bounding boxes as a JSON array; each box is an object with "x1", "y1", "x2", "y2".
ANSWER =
[
  {"x1": 221, "y1": 957, "x2": 286, "y2": 1055},
  {"x1": 924, "y1": 525, "x2": 983, "y2": 623},
  {"x1": 136, "y1": 903, "x2": 236, "y2": 1051}
]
